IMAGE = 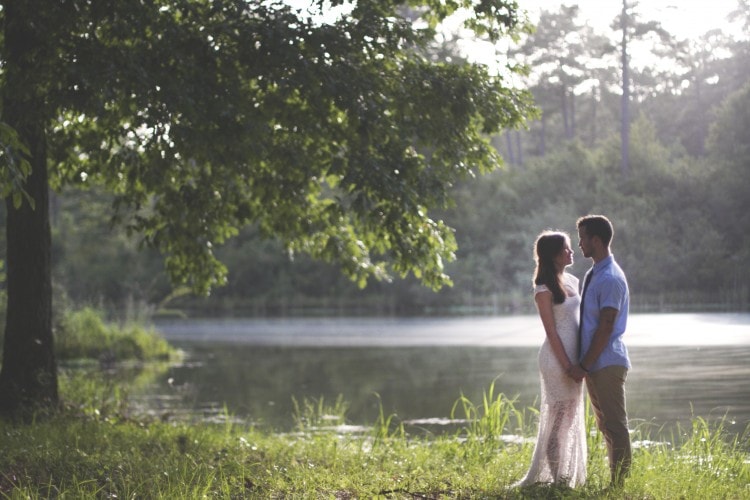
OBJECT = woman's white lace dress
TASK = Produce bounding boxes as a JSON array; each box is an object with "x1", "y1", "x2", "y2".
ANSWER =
[{"x1": 516, "y1": 273, "x2": 587, "y2": 487}]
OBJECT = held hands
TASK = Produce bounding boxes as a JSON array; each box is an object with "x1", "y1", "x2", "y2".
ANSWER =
[{"x1": 566, "y1": 364, "x2": 587, "y2": 383}]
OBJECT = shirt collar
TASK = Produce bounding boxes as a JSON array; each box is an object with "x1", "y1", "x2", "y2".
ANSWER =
[{"x1": 592, "y1": 254, "x2": 614, "y2": 274}]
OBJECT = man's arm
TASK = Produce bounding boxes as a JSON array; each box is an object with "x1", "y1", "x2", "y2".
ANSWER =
[{"x1": 580, "y1": 307, "x2": 618, "y2": 371}]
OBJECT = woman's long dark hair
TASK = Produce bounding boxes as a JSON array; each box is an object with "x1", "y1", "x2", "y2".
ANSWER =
[{"x1": 533, "y1": 231, "x2": 568, "y2": 304}]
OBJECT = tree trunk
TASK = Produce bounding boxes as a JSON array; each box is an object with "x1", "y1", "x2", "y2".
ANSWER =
[
  {"x1": 591, "y1": 83, "x2": 599, "y2": 147},
  {"x1": 0, "y1": 0, "x2": 59, "y2": 417},
  {"x1": 505, "y1": 130, "x2": 516, "y2": 165},
  {"x1": 561, "y1": 85, "x2": 571, "y2": 139},
  {"x1": 570, "y1": 91, "x2": 576, "y2": 140},
  {"x1": 620, "y1": 0, "x2": 630, "y2": 176},
  {"x1": 0, "y1": 132, "x2": 57, "y2": 417},
  {"x1": 515, "y1": 130, "x2": 523, "y2": 166}
]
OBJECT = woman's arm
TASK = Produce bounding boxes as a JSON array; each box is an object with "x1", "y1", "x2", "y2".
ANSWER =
[{"x1": 534, "y1": 291, "x2": 574, "y2": 373}]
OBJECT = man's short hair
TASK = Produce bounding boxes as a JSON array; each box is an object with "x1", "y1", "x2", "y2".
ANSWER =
[{"x1": 577, "y1": 215, "x2": 614, "y2": 247}]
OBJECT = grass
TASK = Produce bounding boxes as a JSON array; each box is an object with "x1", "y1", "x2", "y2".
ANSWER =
[
  {"x1": 55, "y1": 306, "x2": 179, "y2": 362},
  {"x1": 0, "y1": 372, "x2": 748, "y2": 499}
]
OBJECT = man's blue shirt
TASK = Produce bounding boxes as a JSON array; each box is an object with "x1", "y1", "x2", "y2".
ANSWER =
[{"x1": 580, "y1": 255, "x2": 631, "y2": 371}]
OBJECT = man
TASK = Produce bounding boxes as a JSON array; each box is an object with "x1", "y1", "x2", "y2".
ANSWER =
[{"x1": 568, "y1": 215, "x2": 632, "y2": 487}]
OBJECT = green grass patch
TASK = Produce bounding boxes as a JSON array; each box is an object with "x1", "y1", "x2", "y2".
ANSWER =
[
  {"x1": 55, "y1": 307, "x2": 178, "y2": 362},
  {"x1": 0, "y1": 372, "x2": 748, "y2": 499}
]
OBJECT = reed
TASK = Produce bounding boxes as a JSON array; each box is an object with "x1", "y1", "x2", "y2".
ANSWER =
[{"x1": 450, "y1": 378, "x2": 529, "y2": 443}]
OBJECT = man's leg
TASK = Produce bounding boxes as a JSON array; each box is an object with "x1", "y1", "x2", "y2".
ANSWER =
[{"x1": 586, "y1": 365, "x2": 631, "y2": 486}]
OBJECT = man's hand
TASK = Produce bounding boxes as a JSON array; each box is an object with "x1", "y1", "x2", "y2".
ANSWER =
[{"x1": 568, "y1": 364, "x2": 587, "y2": 382}]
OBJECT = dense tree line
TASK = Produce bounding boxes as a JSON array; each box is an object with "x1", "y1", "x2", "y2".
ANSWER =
[
  {"x1": 43, "y1": 104, "x2": 750, "y2": 317},
  {"x1": 28, "y1": 3, "x2": 749, "y2": 318},
  {"x1": 0, "y1": 2, "x2": 739, "y2": 321}
]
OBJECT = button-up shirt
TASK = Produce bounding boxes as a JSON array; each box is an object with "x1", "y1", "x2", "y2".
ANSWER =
[{"x1": 579, "y1": 254, "x2": 631, "y2": 371}]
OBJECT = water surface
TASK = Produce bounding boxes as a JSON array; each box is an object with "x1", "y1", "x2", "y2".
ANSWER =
[{"x1": 148, "y1": 313, "x2": 750, "y2": 435}]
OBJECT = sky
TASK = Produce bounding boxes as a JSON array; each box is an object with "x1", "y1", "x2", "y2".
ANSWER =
[
  {"x1": 517, "y1": 0, "x2": 742, "y2": 40},
  {"x1": 287, "y1": 0, "x2": 746, "y2": 72},
  {"x1": 450, "y1": 0, "x2": 746, "y2": 76},
  {"x1": 287, "y1": 1, "x2": 744, "y2": 41}
]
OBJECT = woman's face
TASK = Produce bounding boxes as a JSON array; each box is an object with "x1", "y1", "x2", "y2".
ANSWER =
[{"x1": 555, "y1": 239, "x2": 574, "y2": 270}]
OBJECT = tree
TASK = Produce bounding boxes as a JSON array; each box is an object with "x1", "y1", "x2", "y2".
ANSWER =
[
  {"x1": 644, "y1": 29, "x2": 731, "y2": 156},
  {"x1": 619, "y1": 0, "x2": 631, "y2": 176},
  {"x1": 613, "y1": 1, "x2": 672, "y2": 176},
  {"x1": 0, "y1": 0, "x2": 534, "y2": 416},
  {"x1": 724, "y1": 1, "x2": 750, "y2": 100},
  {"x1": 510, "y1": 6, "x2": 587, "y2": 145},
  {"x1": 509, "y1": 5, "x2": 615, "y2": 156},
  {"x1": 706, "y1": 83, "x2": 750, "y2": 274}
]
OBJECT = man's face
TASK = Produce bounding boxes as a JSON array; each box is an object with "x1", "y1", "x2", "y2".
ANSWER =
[{"x1": 578, "y1": 226, "x2": 593, "y2": 259}]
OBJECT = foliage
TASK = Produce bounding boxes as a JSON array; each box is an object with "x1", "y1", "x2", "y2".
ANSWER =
[
  {"x1": 55, "y1": 307, "x2": 176, "y2": 362},
  {"x1": 44, "y1": 111, "x2": 748, "y2": 315},
  {"x1": 35, "y1": 7, "x2": 750, "y2": 315},
  {"x1": 50, "y1": 187, "x2": 171, "y2": 309},
  {"x1": 706, "y1": 81, "x2": 750, "y2": 283},
  {"x1": 0, "y1": 0, "x2": 535, "y2": 294},
  {"x1": 4, "y1": 3, "x2": 750, "y2": 319},
  {"x1": 0, "y1": 123, "x2": 33, "y2": 209},
  {"x1": 0, "y1": 374, "x2": 748, "y2": 498}
]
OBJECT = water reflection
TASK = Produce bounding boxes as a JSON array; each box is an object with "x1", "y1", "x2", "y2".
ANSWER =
[{"x1": 139, "y1": 314, "x2": 750, "y2": 436}]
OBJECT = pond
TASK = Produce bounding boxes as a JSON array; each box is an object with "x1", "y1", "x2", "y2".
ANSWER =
[{"x1": 143, "y1": 313, "x2": 750, "y2": 436}]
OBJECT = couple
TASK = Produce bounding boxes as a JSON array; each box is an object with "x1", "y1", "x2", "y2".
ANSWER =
[{"x1": 515, "y1": 214, "x2": 632, "y2": 489}]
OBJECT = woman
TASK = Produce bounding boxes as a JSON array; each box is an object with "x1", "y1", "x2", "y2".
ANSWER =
[{"x1": 515, "y1": 231, "x2": 587, "y2": 487}]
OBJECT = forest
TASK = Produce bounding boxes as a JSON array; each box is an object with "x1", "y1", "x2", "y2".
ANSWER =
[{"x1": 4, "y1": 2, "x2": 750, "y2": 320}]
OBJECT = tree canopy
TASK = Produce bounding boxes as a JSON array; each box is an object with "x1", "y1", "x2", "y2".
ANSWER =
[
  {"x1": 35, "y1": 0, "x2": 531, "y2": 293},
  {"x1": 46, "y1": 2, "x2": 744, "y2": 318},
  {"x1": 0, "y1": 0, "x2": 534, "y2": 415}
]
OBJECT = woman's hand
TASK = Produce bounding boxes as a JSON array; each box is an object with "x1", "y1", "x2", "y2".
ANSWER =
[{"x1": 567, "y1": 364, "x2": 587, "y2": 382}]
